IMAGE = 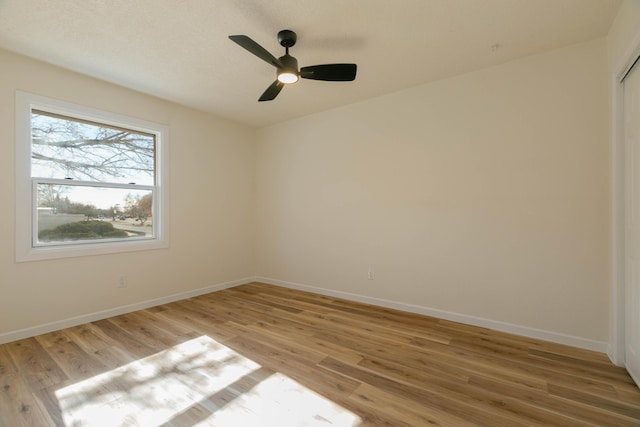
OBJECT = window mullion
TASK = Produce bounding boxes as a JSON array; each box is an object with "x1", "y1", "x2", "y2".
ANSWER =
[{"x1": 32, "y1": 177, "x2": 155, "y2": 192}]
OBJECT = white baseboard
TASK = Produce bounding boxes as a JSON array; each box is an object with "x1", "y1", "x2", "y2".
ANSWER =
[
  {"x1": 608, "y1": 344, "x2": 626, "y2": 367},
  {"x1": 256, "y1": 276, "x2": 609, "y2": 354},
  {"x1": 0, "y1": 277, "x2": 255, "y2": 345},
  {"x1": 1, "y1": 275, "x2": 609, "y2": 356}
]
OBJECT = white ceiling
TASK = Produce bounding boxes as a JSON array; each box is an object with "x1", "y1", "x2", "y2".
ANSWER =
[{"x1": 0, "y1": 0, "x2": 621, "y2": 128}]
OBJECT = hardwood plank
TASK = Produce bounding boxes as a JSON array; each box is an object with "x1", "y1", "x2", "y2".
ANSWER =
[
  {"x1": 34, "y1": 330, "x2": 72, "y2": 349},
  {"x1": 225, "y1": 335, "x2": 361, "y2": 399},
  {"x1": 616, "y1": 384, "x2": 640, "y2": 405},
  {"x1": 470, "y1": 374, "x2": 640, "y2": 427},
  {"x1": 213, "y1": 288, "x2": 304, "y2": 314},
  {"x1": 133, "y1": 309, "x2": 199, "y2": 338},
  {"x1": 331, "y1": 397, "x2": 416, "y2": 427},
  {"x1": 152, "y1": 306, "x2": 239, "y2": 343},
  {"x1": 31, "y1": 384, "x2": 66, "y2": 426},
  {"x1": 4, "y1": 337, "x2": 68, "y2": 390},
  {"x1": 227, "y1": 322, "x2": 328, "y2": 364},
  {"x1": 412, "y1": 332, "x2": 628, "y2": 397},
  {"x1": 356, "y1": 354, "x2": 471, "y2": 390},
  {"x1": 91, "y1": 345, "x2": 138, "y2": 371},
  {"x1": 350, "y1": 382, "x2": 478, "y2": 426},
  {"x1": 548, "y1": 382, "x2": 640, "y2": 419},
  {"x1": 321, "y1": 356, "x2": 561, "y2": 426},
  {"x1": 0, "y1": 344, "x2": 18, "y2": 376},
  {"x1": 526, "y1": 339, "x2": 616, "y2": 364},
  {"x1": 90, "y1": 319, "x2": 158, "y2": 359},
  {"x1": 529, "y1": 347, "x2": 635, "y2": 383},
  {"x1": 63, "y1": 323, "x2": 114, "y2": 354},
  {"x1": 296, "y1": 309, "x2": 453, "y2": 345},
  {"x1": 0, "y1": 373, "x2": 55, "y2": 426},
  {"x1": 0, "y1": 282, "x2": 638, "y2": 426},
  {"x1": 44, "y1": 340, "x2": 109, "y2": 382},
  {"x1": 106, "y1": 313, "x2": 183, "y2": 350},
  {"x1": 240, "y1": 318, "x2": 365, "y2": 365},
  {"x1": 407, "y1": 335, "x2": 552, "y2": 391},
  {"x1": 188, "y1": 293, "x2": 264, "y2": 326}
]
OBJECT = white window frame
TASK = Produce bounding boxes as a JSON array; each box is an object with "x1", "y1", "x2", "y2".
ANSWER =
[{"x1": 15, "y1": 91, "x2": 169, "y2": 262}]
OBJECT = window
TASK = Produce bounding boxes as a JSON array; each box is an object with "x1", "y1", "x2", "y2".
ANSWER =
[{"x1": 16, "y1": 91, "x2": 168, "y2": 261}]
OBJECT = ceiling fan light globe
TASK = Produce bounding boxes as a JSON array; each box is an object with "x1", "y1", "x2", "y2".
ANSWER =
[{"x1": 278, "y1": 72, "x2": 299, "y2": 84}]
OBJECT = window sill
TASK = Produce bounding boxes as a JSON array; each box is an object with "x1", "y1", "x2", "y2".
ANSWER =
[{"x1": 16, "y1": 237, "x2": 169, "y2": 262}]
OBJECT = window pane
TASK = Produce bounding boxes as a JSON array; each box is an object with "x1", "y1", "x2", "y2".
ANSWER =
[
  {"x1": 31, "y1": 110, "x2": 155, "y2": 185},
  {"x1": 36, "y1": 183, "x2": 153, "y2": 244}
]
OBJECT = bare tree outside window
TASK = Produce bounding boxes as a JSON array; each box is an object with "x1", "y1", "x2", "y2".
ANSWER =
[{"x1": 31, "y1": 110, "x2": 155, "y2": 184}]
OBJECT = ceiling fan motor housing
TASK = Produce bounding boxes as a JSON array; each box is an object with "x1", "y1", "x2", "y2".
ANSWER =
[
  {"x1": 278, "y1": 54, "x2": 298, "y2": 73},
  {"x1": 278, "y1": 29, "x2": 297, "y2": 48}
]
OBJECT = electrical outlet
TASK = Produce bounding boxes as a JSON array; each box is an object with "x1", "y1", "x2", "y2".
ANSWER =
[
  {"x1": 117, "y1": 275, "x2": 128, "y2": 288},
  {"x1": 367, "y1": 267, "x2": 375, "y2": 280}
]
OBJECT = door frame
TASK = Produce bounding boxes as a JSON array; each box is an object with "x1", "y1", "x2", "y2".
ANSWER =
[{"x1": 611, "y1": 31, "x2": 640, "y2": 368}]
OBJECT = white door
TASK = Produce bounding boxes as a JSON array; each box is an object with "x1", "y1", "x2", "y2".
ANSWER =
[{"x1": 624, "y1": 60, "x2": 640, "y2": 386}]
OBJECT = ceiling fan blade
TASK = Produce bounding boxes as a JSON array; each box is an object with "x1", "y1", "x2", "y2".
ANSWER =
[
  {"x1": 229, "y1": 35, "x2": 282, "y2": 68},
  {"x1": 300, "y1": 64, "x2": 357, "y2": 81},
  {"x1": 258, "y1": 80, "x2": 285, "y2": 102}
]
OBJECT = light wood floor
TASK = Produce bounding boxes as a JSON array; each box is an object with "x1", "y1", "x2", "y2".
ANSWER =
[{"x1": 1, "y1": 282, "x2": 639, "y2": 426}]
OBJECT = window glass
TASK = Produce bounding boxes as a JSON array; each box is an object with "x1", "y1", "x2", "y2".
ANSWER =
[{"x1": 36, "y1": 183, "x2": 153, "y2": 244}]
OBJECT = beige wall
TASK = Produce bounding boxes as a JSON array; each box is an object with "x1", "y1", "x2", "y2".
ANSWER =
[
  {"x1": 0, "y1": 31, "x2": 617, "y2": 347},
  {"x1": 255, "y1": 38, "x2": 610, "y2": 342},
  {"x1": 0, "y1": 49, "x2": 255, "y2": 336}
]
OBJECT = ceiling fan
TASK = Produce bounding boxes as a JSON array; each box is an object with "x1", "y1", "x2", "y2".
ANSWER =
[{"x1": 229, "y1": 29, "x2": 357, "y2": 102}]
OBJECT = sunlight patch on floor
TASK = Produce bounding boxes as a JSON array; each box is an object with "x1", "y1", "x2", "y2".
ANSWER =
[
  {"x1": 54, "y1": 335, "x2": 361, "y2": 426},
  {"x1": 193, "y1": 372, "x2": 361, "y2": 426},
  {"x1": 55, "y1": 336, "x2": 258, "y2": 425}
]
